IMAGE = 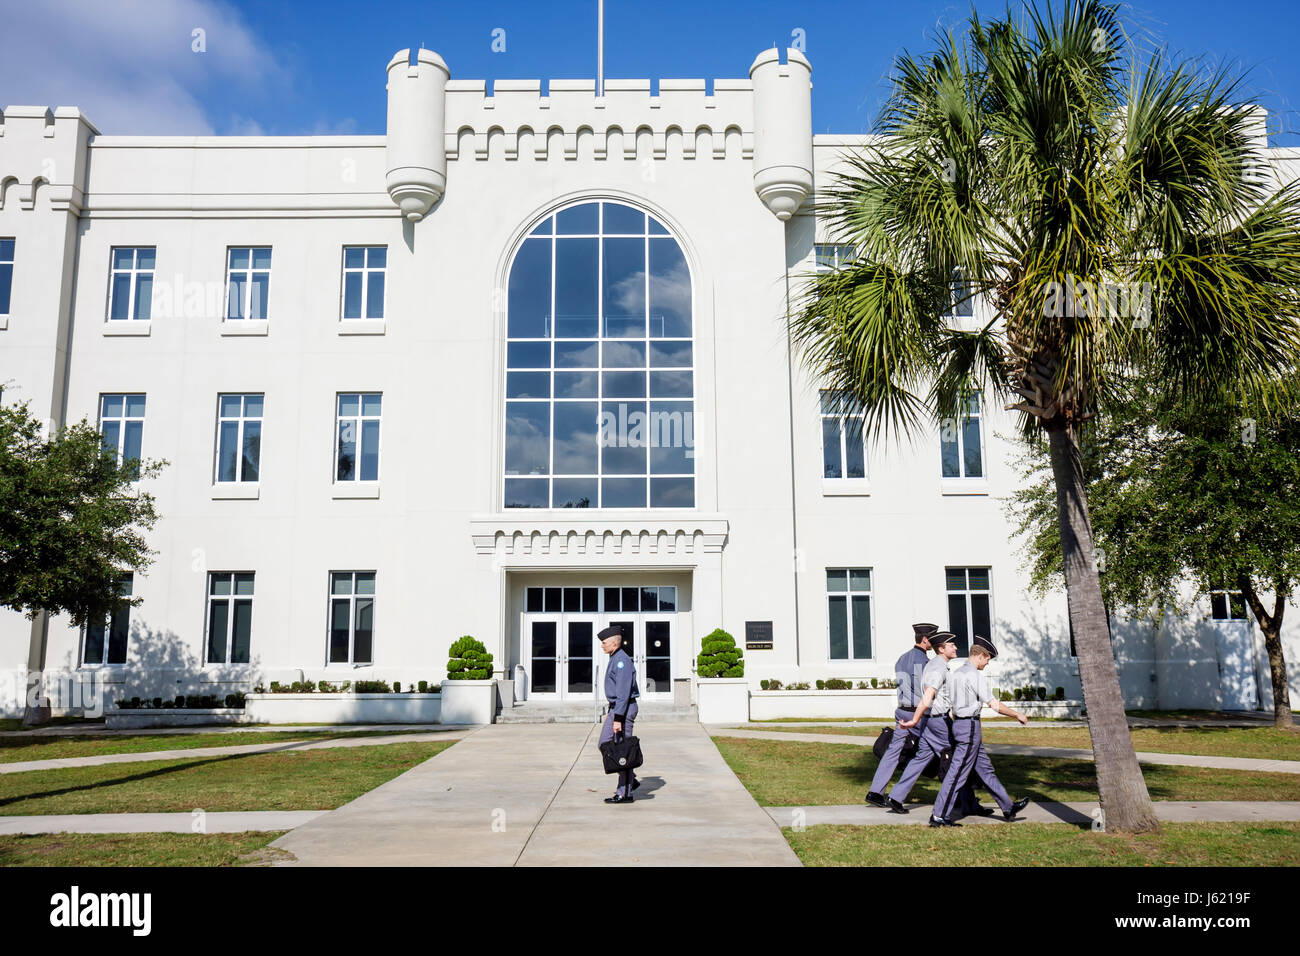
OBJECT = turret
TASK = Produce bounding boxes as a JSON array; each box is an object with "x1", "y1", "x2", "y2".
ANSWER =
[
  {"x1": 749, "y1": 48, "x2": 813, "y2": 221},
  {"x1": 385, "y1": 48, "x2": 449, "y2": 221}
]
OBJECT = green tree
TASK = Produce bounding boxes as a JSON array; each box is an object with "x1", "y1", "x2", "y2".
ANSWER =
[
  {"x1": 791, "y1": 0, "x2": 1300, "y2": 830},
  {"x1": 0, "y1": 401, "x2": 164, "y2": 721},
  {"x1": 1008, "y1": 379, "x2": 1299, "y2": 727}
]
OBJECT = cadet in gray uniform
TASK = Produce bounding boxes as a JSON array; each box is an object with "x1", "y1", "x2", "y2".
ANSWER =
[
  {"x1": 930, "y1": 635, "x2": 1030, "y2": 827},
  {"x1": 866, "y1": 622, "x2": 936, "y2": 808},
  {"x1": 597, "y1": 624, "x2": 640, "y2": 804},
  {"x1": 887, "y1": 630, "x2": 960, "y2": 812}
]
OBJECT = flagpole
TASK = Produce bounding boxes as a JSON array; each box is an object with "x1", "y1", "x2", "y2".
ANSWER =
[{"x1": 597, "y1": 0, "x2": 605, "y2": 96}]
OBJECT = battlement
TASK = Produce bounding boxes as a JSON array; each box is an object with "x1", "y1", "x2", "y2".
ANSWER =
[{"x1": 0, "y1": 106, "x2": 98, "y2": 213}]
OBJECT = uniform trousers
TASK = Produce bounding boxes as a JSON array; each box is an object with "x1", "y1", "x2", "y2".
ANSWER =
[
  {"x1": 886, "y1": 714, "x2": 982, "y2": 813},
  {"x1": 934, "y1": 717, "x2": 1012, "y2": 820},
  {"x1": 598, "y1": 699, "x2": 640, "y2": 797},
  {"x1": 869, "y1": 707, "x2": 920, "y2": 794}
]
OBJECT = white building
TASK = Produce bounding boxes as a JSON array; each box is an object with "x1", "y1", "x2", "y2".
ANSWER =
[{"x1": 1, "y1": 47, "x2": 1296, "y2": 719}]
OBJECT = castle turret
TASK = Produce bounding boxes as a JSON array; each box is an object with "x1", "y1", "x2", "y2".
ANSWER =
[
  {"x1": 749, "y1": 48, "x2": 813, "y2": 221},
  {"x1": 385, "y1": 48, "x2": 449, "y2": 221}
]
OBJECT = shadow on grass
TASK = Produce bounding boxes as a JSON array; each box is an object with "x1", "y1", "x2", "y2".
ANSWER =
[{"x1": 0, "y1": 729, "x2": 417, "y2": 760}]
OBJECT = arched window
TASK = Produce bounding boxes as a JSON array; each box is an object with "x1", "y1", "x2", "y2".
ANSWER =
[{"x1": 504, "y1": 200, "x2": 694, "y2": 509}]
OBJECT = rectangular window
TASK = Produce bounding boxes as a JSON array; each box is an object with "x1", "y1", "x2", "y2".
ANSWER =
[
  {"x1": 1210, "y1": 587, "x2": 1248, "y2": 621},
  {"x1": 949, "y1": 268, "x2": 974, "y2": 317},
  {"x1": 108, "y1": 247, "x2": 155, "y2": 321},
  {"x1": 329, "y1": 572, "x2": 375, "y2": 664},
  {"x1": 0, "y1": 238, "x2": 14, "y2": 315},
  {"x1": 820, "y1": 391, "x2": 866, "y2": 479},
  {"x1": 341, "y1": 246, "x2": 387, "y2": 319},
  {"x1": 336, "y1": 393, "x2": 382, "y2": 481},
  {"x1": 215, "y1": 393, "x2": 263, "y2": 483},
  {"x1": 826, "y1": 568, "x2": 873, "y2": 660},
  {"x1": 206, "y1": 572, "x2": 254, "y2": 664},
  {"x1": 84, "y1": 573, "x2": 133, "y2": 666},
  {"x1": 99, "y1": 394, "x2": 146, "y2": 479},
  {"x1": 814, "y1": 244, "x2": 855, "y2": 271},
  {"x1": 225, "y1": 247, "x2": 271, "y2": 320},
  {"x1": 941, "y1": 391, "x2": 984, "y2": 478},
  {"x1": 946, "y1": 567, "x2": 991, "y2": 657}
]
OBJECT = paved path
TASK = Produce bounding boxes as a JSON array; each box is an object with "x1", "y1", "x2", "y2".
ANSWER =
[
  {"x1": 0, "y1": 811, "x2": 326, "y2": 835},
  {"x1": 711, "y1": 727, "x2": 1300, "y2": 774},
  {"x1": 270, "y1": 722, "x2": 799, "y2": 866},
  {"x1": 0, "y1": 730, "x2": 471, "y2": 774},
  {"x1": 0, "y1": 723, "x2": 459, "y2": 738},
  {"x1": 764, "y1": 801, "x2": 1300, "y2": 828}
]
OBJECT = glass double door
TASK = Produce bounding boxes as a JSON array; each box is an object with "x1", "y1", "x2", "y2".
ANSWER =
[{"x1": 526, "y1": 614, "x2": 672, "y2": 700}]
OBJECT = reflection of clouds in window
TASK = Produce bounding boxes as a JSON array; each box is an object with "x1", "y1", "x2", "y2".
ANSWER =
[{"x1": 609, "y1": 269, "x2": 647, "y2": 315}]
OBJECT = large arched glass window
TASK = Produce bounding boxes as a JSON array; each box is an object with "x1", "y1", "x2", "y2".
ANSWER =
[{"x1": 504, "y1": 200, "x2": 694, "y2": 509}]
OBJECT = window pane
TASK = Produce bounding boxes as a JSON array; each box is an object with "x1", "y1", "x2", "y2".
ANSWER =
[
  {"x1": 509, "y1": 341, "x2": 551, "y2": 369},
  {"x1": 106, "y1": 604, "x2": 128, "y2": 664},
  {"x1": 331, "y1": 572, "x2": 352, "y2": 595},
  {"x1": 251, "y1": 248, "x2": 271, "y2": 270},
  {"x1": 210, "y1": 574, "x2": 231, "y2": 596},
  {"x1": 849, "y1": 568, "x2": 871, "y2": 591},
  {"x1": 649, "y1": 476, "x2": 693, "y2": 507},
  {"x1": 945, "y1": 568, "x2": 967, "y2": 591},
  {"x1": 344, "y1": 247, "x2": 365, "y2": 269},
  {"x1": 229, "y1": 248, "x2": 250, "y2": 270},
  {"x1": 338, "y1": 393, "x2": 360, "y2": 417},
  {"x1": 329, "y1": 599, "x2": 351, "y2": 662},
  {"x1": 241, "y1": 421, "x2": 261, "y2": 481},
  {"x1": 658, "y1": 587, "x2": 676, "y2": 612},
  {"x1": 604, "y1": 588, "x2": 620, "y2": 612},
  {"x1": 122, "y1": 421, "x2": 143, "y2": 467},
  {"x1": 124, "y1": 395, "x2": 146, "y2": 417},
  {"x1": 553, "y1": 477, "x2": 597, "y2": 508},
  {"x1": 648, "y1": 217, "x2": 669, "y2": 235},
  {"x1": 544, "y1": 587, "x2": 562, "y2": 612},
  {"x1": 217, "y1": 421, "x2": 239, "y2": 481},
  {"x1": 110, "y1": 274, "x2": 132, "y2": 319},
  {"x1": 648, "y1": 340, "x2": 691, "y2": 367},
  {"x1": 100, "y1": 421, "x2": 120, "y2": 457},
  {"x1": 337, "y1": 420, "x2": 356, "y2": 480},
  {"x1": 556, "y1": 204, "x2": 598, "y2": 234},
  {"x1": 828, "y1": 596, "x2": 848, "y2": 659},
  {"x1": 554, "y1": 371, "x2": 598, "y2": 398},
  {"x1": 220, "y1": 395, "x2": 243, "y2": 417},
  {"x1": 826, "y1": 569, "x2": 847, "y2": 592},
  {"x1": 582, "y1": 587, "x2": 599, "y2": 612},
  {"x1": 361, "y1": 394, "x2": 382, "y2": 416},
  {"x1": 132, "y1": 274, "x2": 152, "y2": 320},
  {"x1": 508, "y1": 238, "x2": 552, "y2": 338},
  {"x1": 507, "y1": 371, "x2": 551, "y2": 399},
  {"x1": 947, "y1": 595, "x2": 970, "y2": 656},
  {"x1": 602, "y1": 371, "x2": 645, "y2": 398},
  {"x1": 102, "y1": 394, "x2": 124, "y2": 418},
  {"x1": 968, "y1": 568, "x2": 990, "y2": 590},
  {"x1": 207, "y1": 600, "x2": 229, "y2": 663},
  {"x1": 851, "y1": 595, "x2": 872, "y2": 658},
  {"x1": 554, "y1": 340, "x2": 599, "y2": 368},
  {"x1": 552, "y1": 402, "x2": 598, "y2": 475},
  {"x1": 602, "y1": 340, "x2": 646, "y2": 368},
  {"x1": 640, "y1": 587, "x2": 658, "y2": 612},
  {"x1": 250, "y1": 272, "x2": 269, "y2": 319},
  {"x1": 135, "y1": 248, "x2": 155, "y2": 270},
  {"x1": 505, "y1": 402, "x2": 550, "y2": 475},
  {"x1": 234, "y1": 573, "x2": 255, "y2": 595},
  {"x1": 112, "y1": 248, "x2": 135, "y2": 270},
  {"x1": 822, "y1": 418, "x2": 842, "y2": 478},
  {"x1": 365, "y1": 272, "x2": 384, "y2": 318},
  {"x1": 227, "y1": 273, "x2": 246, "y2": 319},
  {"x1": 353, "y1": 598, "x2": 374, "y2": 664},
  {"x1": 504, "y1": 477, "x2": 548, "y2": 508},
  {"x1": 231, "y1": 600, "x2": 253, "y2": 663},
  {"x1": 971, "y1": 594, "x2": 991, "y2": 645},
  {"x1": 85, "y1": 624, "x2": 105, "y2": 665},
  {"x1": 648, "y1": 239, "x2": 690, "y2": 337},
  {"x1": 649, "y1": 402, "x2": 693, "y2": 475},
  {"x1": 1211, "y1": 593, "x2": 1228, "y2": 619},
  {"x1": 648, "y1": 371, "x2": 691, "y2": 398},
  {"x1": 526, "y1": 588, "x2": 544, "y2": 612},
  {"x1": 962, "y1": 417, "x2": 983, "y2": 477},
  {"x1": 367, "y1": 247, "x2": 386, "y2": 268},
  {"x1": 602, "y1": 477, "x2": 646, "y2": 508},
  {"x1": 355, "y1": 573, "x2": 375, "y2": 595},
  {"x1": 243, "y1": 394, "x2": 263, "y2": 417},
  {"x1": 621, "y1": 587, "x2": 639, "y2": 612},
  {"x1": 563, "y1": 587, "x2": 581, "y2": 611},
  {"x1": 941, "y1": 434, "x2": 961, "y2": 478},
  {"x1": 602, "y1": 202, "x2": 645, "y2": 234},
  {"x1": 844, "y1": 419, "x2": 865, "y2": 478},
  {"x1": 601, "y1": 401, "x2": 646, "y2": 475},
  {"x1": 1229, "y1": 593, "x2": 1247, "y2": 620},
  {"x1": 359, "y1": 420, "x2": 380, "y2": 480},
  {"x1": 602, "y1": 237, "x2": 645, "y2": 332},
  {"x1": 554, "y1": 238, "x2": 598, "y2": 337},
  {"x1": 343, "y1": 272, "x2": 363, "y2": 318}
]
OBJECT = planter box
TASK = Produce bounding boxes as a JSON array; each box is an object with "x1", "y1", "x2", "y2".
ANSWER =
[
  {"x1": 106, "y1": 708, "x2": 251, "y2": 729},
  {"x1": 440, "y1": 679, "x2": 497, "y2": 724},
  {"x1": 1003, "y1": 699, "x2": 1083, "y2": 719},
  {"x1": 696, "y1": 678, "x2": 751, "y2": 723},
  {"x1": 245, "y1": 693, "x2": 441, "y2": 724},
  {"x1": 749, "y1": 689, "x2": 900, "y2": 721}
]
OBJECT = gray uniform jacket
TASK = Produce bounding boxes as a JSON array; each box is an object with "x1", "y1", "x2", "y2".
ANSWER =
[
  {"x1": 920, "y1": 655, "x2": 953, "y2": 716},
  {"x1": 604, "y1": 647, "x2": 640, "y2": 719},
  {"x1": 948, "y1": 662, "x2": 993, "y2": 718},
  {"x1": 894, "y1": 646, "x2": 929, "y2": 709}
]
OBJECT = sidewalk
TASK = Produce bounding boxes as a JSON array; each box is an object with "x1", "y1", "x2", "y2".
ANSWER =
[
  {"x1": 270, "y1": 722, "x2": 799, "y2": 866},
  {"x1": 711, "y1": 727, "x2": 1300, "y2": 774},
  {"x1": 0, "y1": 811, "x2": 326, "y2": 834},
  {"x1": 763, "y1": 801, "x2": 1300, "y2": 827}
]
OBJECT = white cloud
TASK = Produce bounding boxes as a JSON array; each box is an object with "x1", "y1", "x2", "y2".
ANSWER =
[{"x1": 0, "y1": 0, "x2": 283, "y2": 134}]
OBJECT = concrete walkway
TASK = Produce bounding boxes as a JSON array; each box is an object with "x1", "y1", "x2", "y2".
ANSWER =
[
  {"x1": 764, "y1": 801, "x2": 1300, "y2": 828},
  {"x1": 0, "y1": 723, "x2": 460, "y2": 738},
  {"x1": 0, "y1": 730, "x2": 471, "y2": 774},
  {"x1": 0, "y1": 811, "x2": 326, "y2": 835},
  {"x1": 270, "y1": 722, "x2": 799, "y2": 866},
  {"x1": 711, "y1": 727, "x2": 1300, "y2": 774}
]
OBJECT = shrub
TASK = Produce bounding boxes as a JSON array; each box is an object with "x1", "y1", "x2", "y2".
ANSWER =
[
  {"x1": 1054, "y1": 686, "x2": 1065, "y2": 701},
  {"x1": 418, "y1": 680, "x2": 429, "y2": 694},
  {"x1": 174, "y1": 695, "x2": 185, "y2": 708},
  {"x1": 447, "y1": 636, "x2": 494, "y2": 680},
  {"x1": 318, "y1": 680, "x2": 337, "y2": 693},
  {"x1": 354, "y1": 680, "x2": 392, "y2": 693},
  {"x1": 130, "y1": 696, "x2": 141, "y2": 708},
  {"x1": 152, "y1": 697, "x2": 163, "y2": 709},
  {"x1": 696, "y1": 628, "x2": 744, "y2": 678},
  {"x1": 870, "y1": 677, "x2": 878, "y2": 688},
  {"x1": 999, "y1": 690, "x2": 1014, "y2": 701},
  {"x1": 787, "y1": 681, "x2": 810, "y2": 690},
  {"x1": 224, "y1": 693, "x2": 245, "y2": 708},
  {"x1": 1037, "y1": 686, "x2": 1047, "y2": 701},
  {"x1": 815, "y1": 679, "x2": 825, "y2": 690},
  {"x1": 1013, "y1": 688, "x2": 1023, "y2": 700},
  {"x1": 394, "y1": 681, "x2": 402, "y2": 693},
  {"x1": 828, "y1": 678, "x2": 854, "y2": 690}
]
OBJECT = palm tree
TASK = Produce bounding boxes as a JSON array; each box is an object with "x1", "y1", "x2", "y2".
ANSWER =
[{"x1": 792, "y1": 0, "x2": 1300, "y2": 832}]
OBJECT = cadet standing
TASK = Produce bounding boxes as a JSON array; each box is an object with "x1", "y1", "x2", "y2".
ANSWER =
[
  {"x1": 865, "y1": 622, "x2": 936, "y2": 808},
  {"x1": 597, "y1": 624, "x2": 640, "y2": 804},
  {"x1": 930, "y1": 635, "x2": 1030, "y2": 827}
]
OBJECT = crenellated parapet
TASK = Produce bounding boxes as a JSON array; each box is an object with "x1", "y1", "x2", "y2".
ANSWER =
[{"x1": 0, "y1": 106, "x2": 97, "y2": 214}]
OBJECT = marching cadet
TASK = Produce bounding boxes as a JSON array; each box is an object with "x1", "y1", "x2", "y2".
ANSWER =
[
  {"x1": 929, "y1": 635, "x2": 1030, "y2": 827},
  {"x1": 598, "y1": 624, "x2": 640, "y2": 804},
  {"x1": 887, "y1": 630, "x2": 960, "y2": 812},
  {"x1": 865, "y1": 622, "x2": 936, "y2": 808}
]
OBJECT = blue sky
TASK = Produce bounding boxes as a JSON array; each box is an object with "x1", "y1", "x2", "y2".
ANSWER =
[{"x1": 3, "y1": 1, "x2": 1299, "y2": 143}]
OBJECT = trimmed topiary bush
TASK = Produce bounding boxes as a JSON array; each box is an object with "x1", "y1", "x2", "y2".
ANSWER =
[
  {"x1": 354, "y1": 680, "x2": 392, "y2": 693},
  {"x1": 418, "y1": 680, "x2": 429, "y2": 694},
  {"x1": 824, "y1": 678, "x2": 853, "y2": 690},
  {"x1": 1037, "y1": 686, "x2": 1047, "y2": 701},
  {"x1": 696, "y1": 628, "x2": 744, "y2": 678},
  {"x1": 1054, "y1": 686, "x2": 1065, "y2": 701},
  {"x1": 447, "y1": 636, "x2": 494, "y2": 680}
]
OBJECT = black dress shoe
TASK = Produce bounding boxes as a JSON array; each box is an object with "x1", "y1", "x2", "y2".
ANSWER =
[
  {"x1": 604, "y1": 793, "x2": 634, "y2": 804},
  {"x1": 632, "y1": 778, "x2": 641, "y2": 791},
  {"x1": 1003, "y1": 797, "x2": 1029, "y2": 821},
  {"x1": 928, "y1": 815, "x2": 961, "y2": 827},
  {"x1": 865, "y1": 791, "x2": 887, "y2": 808},
  {"x1": 969, "y1": 805, "x2": 996, "y2": 817},
  {"x1": 886, "y1": 798, "x2": 909, "y2": 814}
]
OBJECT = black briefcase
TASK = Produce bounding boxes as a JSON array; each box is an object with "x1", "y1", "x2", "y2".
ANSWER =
[
  {"x1": 873, "y1": 726, "x2": 920, "y2": 765},
  {"x1": 600, "y1": 732, "x2": 644, "y2": 774}
]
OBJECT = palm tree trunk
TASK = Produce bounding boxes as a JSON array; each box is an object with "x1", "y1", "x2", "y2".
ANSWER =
[
  {"x1": 1239, "y1": 579, "x2": 1293, "y2": 729},
  {"x1": 1047, "y1": 422, "x2": 1160, "y2": 833}
]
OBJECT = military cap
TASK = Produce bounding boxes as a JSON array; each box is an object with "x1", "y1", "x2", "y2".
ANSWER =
[
  {"x1": 930, "y1": 630, "x2": 958, "y2": 647},
  {"x1": 912, "y1": 622, "x2": 939, "y2": 641},
  {"x1": 597, "y1": 625, "x2": 623, "y2": 641},
  {"x1": 971, "y1": 634, "x2": 998, "y2": 658}
]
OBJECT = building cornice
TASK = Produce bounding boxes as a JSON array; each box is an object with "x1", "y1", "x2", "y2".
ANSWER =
[{"x1": 469, "y1": 515, "x2": 729, "y2": 557}]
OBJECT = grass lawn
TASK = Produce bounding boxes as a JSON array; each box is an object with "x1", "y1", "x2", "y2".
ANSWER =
[
  {"x1": 784, "y1": 821, "x2": 1300, "y2": 866},
  {"x1": 0, "y1": 740, "x2": 452, "y2": 815},
  {"x1": 0, "y1": 830, "x2": 289, "y2": 866},
  {"x1": 712, "y1": 736, "x2": 1300, "y2": 806},
  {"x1": 0, "y1": 717, "x2": 105, "y2": 733},
  {"x1": 0, "y1": 727, "x2": 449, "y2": 764},
  {"x1": 732, "y1": 724, "x2": 1300, "y2": 761}
]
